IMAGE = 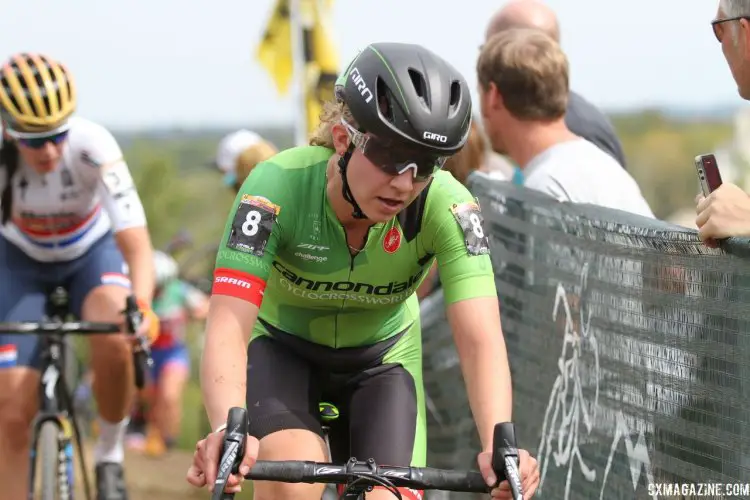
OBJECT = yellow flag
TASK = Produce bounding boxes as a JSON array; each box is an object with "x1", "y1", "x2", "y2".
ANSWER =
[
  {"x1": 302, "y1": 0, "x2": 340, "y2": 136},
  {"x1": 256, "y1": 0, "x2": 294, "y2": 96},
  {"x1": 256, "y1": 0, "x2": 339, "y2": 138}
]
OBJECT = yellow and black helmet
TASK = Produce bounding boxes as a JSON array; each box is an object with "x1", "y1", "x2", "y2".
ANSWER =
[{"x1": 0, "y1": 53, "x2": 77, "y2": 133}]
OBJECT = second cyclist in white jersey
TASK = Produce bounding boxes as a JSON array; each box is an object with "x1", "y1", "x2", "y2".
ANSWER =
[{"x1": 0, "y1": 52, "x2": 159, "y2": 500}]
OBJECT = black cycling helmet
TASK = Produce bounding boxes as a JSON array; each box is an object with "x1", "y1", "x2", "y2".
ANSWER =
[
  {"x1": 334, "y1": 43, "x2": 472, "y2": 220},
  {"x1": 335, "y1": 42, "x2": 472, "y2": 154}
]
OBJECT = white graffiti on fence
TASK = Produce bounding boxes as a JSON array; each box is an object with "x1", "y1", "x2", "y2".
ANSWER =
[
  {"x1": 538, "y1": 263, "x2": 599, "y2": 500},
  {"x1": 537, "y1": 263, "x2": 656, "y2": 500},
  {"x1": 599, "y1": 411, "x2": 656, "y2": 499}
]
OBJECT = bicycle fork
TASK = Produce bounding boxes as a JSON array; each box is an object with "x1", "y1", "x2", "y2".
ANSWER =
[{"x1": 29, "y1": 413, "x2": 75, "y2": 500}]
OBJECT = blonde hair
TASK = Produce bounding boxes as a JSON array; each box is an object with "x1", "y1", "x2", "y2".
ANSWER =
[
  {"x1": 477, "y1": 28, "x2": 568, "y2": 121},
  {"x1": 309, "y1": 100, "x2": 356, "y2": 149},
  {"x1": 443, "y1": 120, "x2": 488, "y2": 185},
  {"x1": 232, "y1": 141, "x2": 278, "y2": 192}
]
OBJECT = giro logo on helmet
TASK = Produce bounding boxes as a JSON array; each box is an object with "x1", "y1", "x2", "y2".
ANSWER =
[
  {"x1": 350, "y1": 67, "x2": 374, "y2": 104},
  {"x1": 423, "y1": 131, "x2": 447, "y2": 143}
]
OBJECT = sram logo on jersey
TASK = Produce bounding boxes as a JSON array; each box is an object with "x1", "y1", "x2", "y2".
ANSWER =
[
  {"x1": 423, "y1": 131, "x2": 447, "y2": 143},
  {"x1": 273, "y1": 261, "x2": 422, "y2": 295},
  {"x1": 214, "y1": 276, "x2": 252, "y2": 289},
  {"x1": 212, "y1": 268, "x2": 266, "y2": 307}
]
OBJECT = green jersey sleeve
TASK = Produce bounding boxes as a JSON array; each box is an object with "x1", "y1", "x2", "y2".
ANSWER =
[
  {"x1": 215, "y1": 157, "x2": 296, "y2": 281},
  {"x1": 425, "y1": 171, "x2": 497, "y2": 304}
]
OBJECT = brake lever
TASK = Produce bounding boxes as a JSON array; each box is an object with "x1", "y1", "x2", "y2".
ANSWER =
[
  {"x1": 124, "y1": 295, "x2": 153, "y2": 365},
  {"x1": 492, "y1": 422, "x2": 523, "y2": 500},
  {"x1": 212, "y1": 407, "x2": 248, "y2": 500}
]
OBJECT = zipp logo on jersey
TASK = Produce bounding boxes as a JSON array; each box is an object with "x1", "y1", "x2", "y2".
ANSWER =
[
  {"x1": 297, "y1": 243, "x2": 329, "y2": 251},
  {"x1": 273, "y1": 261, "x2": 422, "y2": 295}
]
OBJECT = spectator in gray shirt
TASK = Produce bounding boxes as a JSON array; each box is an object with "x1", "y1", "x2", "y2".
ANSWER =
[
  {"x1": 691, "y1": 0, "x2": 750, "y2": 244},
  {"x1": 485, "y1": 0, "x2": 627, "y2": 169}
]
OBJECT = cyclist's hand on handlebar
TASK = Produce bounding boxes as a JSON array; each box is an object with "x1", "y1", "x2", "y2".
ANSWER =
[
  {"x1": 186, "y1": 428, "x2": 259, "y2": 494},
  {"x1": 134, "y1": 299, "x2": 160, "y2": 345},
  {"x1": 477, "y1": 448, "x2": 539, "y2": 499}
]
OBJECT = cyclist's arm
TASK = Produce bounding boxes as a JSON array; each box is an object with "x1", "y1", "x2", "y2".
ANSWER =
[
  {"x1": 431, "y1": 184, "x2": 512, "y2": 453},
  {"x1": 114, "y1": 226, "x2": 155, "y2": 302},
  {"x1": 201, "y1": 295, "x2": 257, "y2": 429},
  {"x1": 203, "y1": 161, "x2": 291, "y2": 429},
  {"x1": 446, "y1": 296, "x2": 511, "y2": 452},
  {"x1": 85, "y1": 125, "x2": 154, "y2": 301}
]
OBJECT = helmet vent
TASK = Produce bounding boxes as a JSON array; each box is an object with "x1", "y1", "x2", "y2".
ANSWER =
[
  {"x1": 408, "y1": 68, "x2": 429, "y2": 109},
  {"x1": 29, "y1": 55, "x2": 46, "y2": 91},
  {"x1": 376, "y1": 77, "x2": 396, "y2": 124},
  {"x1": 449, "y1": 80, "x2": 461, "y2": 110},
  {"x1": 0, "y1": 75, "x2": 20, "y2": 114},
  {"x1": 32, "y1": 56, "x2": 54, "y2": 115}
]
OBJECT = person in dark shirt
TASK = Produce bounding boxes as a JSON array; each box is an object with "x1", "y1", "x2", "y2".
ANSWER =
[{"x1": 484, "y1": 0, "x2": 627, "y2": 169}]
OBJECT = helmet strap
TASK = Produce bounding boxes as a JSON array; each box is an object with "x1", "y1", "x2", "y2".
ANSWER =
[{"x1": 338, "y1": 144, "x2": 368, "y2": 220}]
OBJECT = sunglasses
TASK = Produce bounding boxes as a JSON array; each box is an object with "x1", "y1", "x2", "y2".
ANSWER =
[
  {"x1": 711, "y1": 16, "x2": 750, "y2": 42},
  {"x1": 342, "y1": 121, "x2": 447, "y2": 182},
  {"x1": 16, "y1": 129, "x2": 70, "y2": 149}
]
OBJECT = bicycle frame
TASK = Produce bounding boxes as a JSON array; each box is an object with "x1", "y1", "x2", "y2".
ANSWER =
[
  {"x1": 3, "y1": 286, "x2": 148, "y2": 500},
  {"x1": 287, "y1": 406, "x2": 409, "y2": 499},
  {"x1": 323, "y1": 437, "x2": 373, "y2": 499},
  {"x1": 28, "y1": 332, "x2": 79, "y2": 500}
]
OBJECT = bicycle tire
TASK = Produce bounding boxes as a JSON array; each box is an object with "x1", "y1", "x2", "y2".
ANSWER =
[{"x1": 38, "y1": 421, "x2": 60, "y2": 500}]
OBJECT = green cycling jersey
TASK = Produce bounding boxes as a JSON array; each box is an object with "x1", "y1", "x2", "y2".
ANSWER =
[{"x1": 212, "y1": 145, "x2": 496, "y2": 348}]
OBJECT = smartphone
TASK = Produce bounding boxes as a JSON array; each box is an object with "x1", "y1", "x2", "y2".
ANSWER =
[{"x1": 694, "y1": 154, "x2": 723, "y2": 196}]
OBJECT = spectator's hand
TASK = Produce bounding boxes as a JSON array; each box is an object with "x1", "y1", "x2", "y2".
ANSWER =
[
  {"x1": 695, "y1": 183, "x2": 750, "y2": 246},
  {"x1": 477, "y1": 448, "x2": 539, "y2": 499}
]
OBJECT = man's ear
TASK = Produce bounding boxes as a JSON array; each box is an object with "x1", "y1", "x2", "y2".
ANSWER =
[
  {"x1": 741, "y1": 18, "x2": 750, "y2": 55},
  {"x1": 484, "y1": 82, "x2": 505, "y2": 112}
]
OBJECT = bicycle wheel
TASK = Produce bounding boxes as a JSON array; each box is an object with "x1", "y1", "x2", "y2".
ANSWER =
[{"x1": 38, "y1": 421, "x2": 61, "y2": 499}]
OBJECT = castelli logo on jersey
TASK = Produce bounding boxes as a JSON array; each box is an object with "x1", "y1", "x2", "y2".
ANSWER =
[{"x1": 383, "y1": 227, "x2": 401, "y2": 253}]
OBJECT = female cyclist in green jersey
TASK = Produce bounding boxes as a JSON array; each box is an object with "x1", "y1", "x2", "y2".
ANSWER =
[{"x1": 187, "y1": 42, "x2": 540, "y2": 499}]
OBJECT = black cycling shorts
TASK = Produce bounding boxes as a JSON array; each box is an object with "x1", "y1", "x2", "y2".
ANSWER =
[{"x1": 245, "y1": 319, "x2": 426, "y2": 467}]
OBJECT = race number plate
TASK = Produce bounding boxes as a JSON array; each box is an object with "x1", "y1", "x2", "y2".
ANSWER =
[
  {"x1": 226, "y1": 195, "x2": 281, "y2": 257},
  {"x1": 450, "y1": 201, "x2": 490, "y2": 256}
]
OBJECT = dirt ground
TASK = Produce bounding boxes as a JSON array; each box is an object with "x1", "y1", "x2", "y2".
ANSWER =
[{"x1": 72, "y1": 444, "x2": 251, "y2": 500}]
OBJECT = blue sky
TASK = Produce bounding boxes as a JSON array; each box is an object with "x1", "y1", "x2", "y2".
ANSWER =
[{"x1": 0, "y1": 0, "x2": 740, "y2": 130}]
